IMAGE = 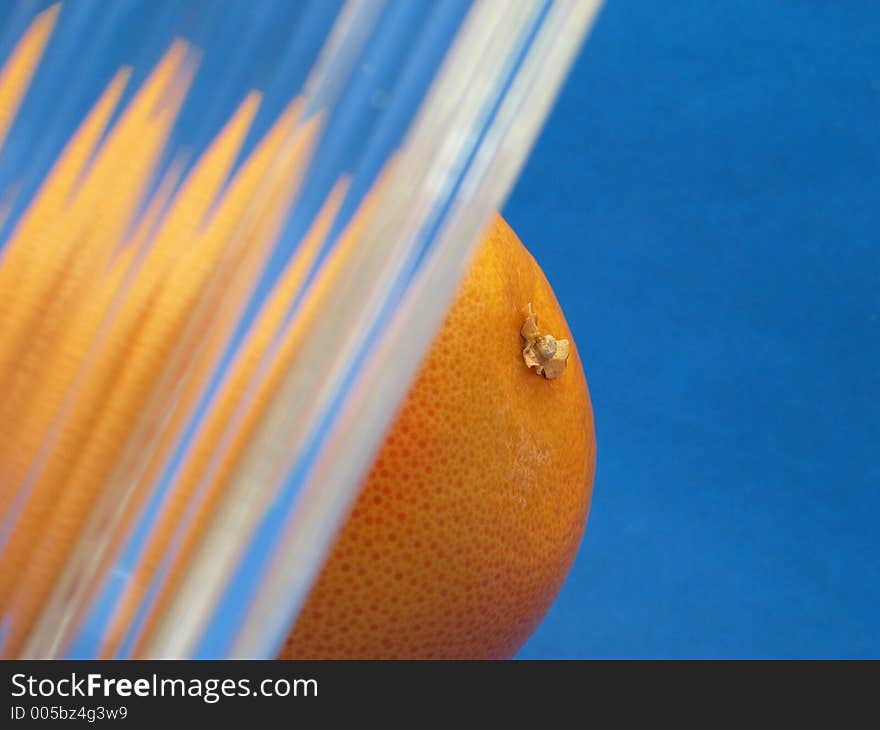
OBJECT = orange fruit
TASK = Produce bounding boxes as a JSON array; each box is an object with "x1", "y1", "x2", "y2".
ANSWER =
[
  {"x1": 0, "y1": 26, "x2": 593, "y2": 658},
  {"x1": 280, "y1": 214, "x2": 596, "y2": 659}
]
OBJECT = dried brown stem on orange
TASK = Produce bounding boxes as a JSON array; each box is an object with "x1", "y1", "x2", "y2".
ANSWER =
[{"x1": 521, "y1": 302, "x2": 570, "y2": 379}]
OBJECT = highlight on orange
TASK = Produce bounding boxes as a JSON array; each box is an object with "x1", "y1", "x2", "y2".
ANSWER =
[{"x1": 0, "y1": 1, "x2": 600, "y2": 658}]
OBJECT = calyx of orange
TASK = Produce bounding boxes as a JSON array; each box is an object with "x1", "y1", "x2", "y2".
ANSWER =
[{"x1": 521, "y1": 303, "x2": 569, "y2": 379}]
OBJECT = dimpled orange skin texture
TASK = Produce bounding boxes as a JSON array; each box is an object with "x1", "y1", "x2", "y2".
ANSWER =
[{"x1": 279, "y1": 215, "x2": 596, "y2": 660}]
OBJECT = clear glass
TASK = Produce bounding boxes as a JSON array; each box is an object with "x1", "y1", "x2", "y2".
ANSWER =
[{"x1": 0, "y1": 0, "x2": 602, "y2": 659}]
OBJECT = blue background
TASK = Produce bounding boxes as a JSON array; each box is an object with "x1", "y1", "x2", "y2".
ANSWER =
[
  {"x1": 3, "y1": 0, "x2": 876, "y2": 660},
  {"x1": 508, "y1": 1, "x2": 879, "y2": 659}
]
